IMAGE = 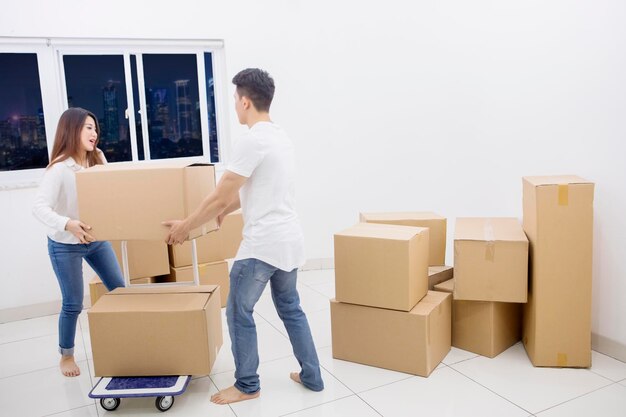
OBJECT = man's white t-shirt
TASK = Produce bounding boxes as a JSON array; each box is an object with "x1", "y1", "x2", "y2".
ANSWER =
[{"x1": 227, "y1": 121, "x2": 305, "y2": 272}]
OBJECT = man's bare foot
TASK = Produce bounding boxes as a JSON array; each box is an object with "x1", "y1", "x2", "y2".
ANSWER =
[
  {"x1": 60, "y1": 355, "x2": 80, "y2": 377},
  {"x1": 210, "y1": 386, "x2": 260, "y2": 405},
  {"x1": 290, "y1": 372, "x2": 301, "y2": 384}
]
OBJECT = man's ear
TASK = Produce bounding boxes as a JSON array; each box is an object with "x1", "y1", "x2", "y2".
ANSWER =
[{"x1": 242, "y1": 96, "x2": 251, "y2": 110}]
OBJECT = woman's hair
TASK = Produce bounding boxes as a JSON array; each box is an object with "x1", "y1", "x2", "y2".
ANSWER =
[{"x1": 47, "y1": 107, "x2": 105, "y2": 168}]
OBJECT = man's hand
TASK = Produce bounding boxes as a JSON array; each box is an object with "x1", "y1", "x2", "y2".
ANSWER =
[
  {"x1": 65, "y1": 219, "x2": 95, "y2": 244},
  {"x1": 163, "y1": 219, "x2": 190, "y2": 245}
]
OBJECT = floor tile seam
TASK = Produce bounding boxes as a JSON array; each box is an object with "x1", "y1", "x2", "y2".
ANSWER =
[
  {"x1": 353, "y1": 373, "x2": 417, "y2": 395},
  {"x1": 588, "y1": 367, "x2": 626, "y2": 383},
  {"x1": 209, "y1": 352, "x2": 301, "y2": 378},
  {"x1": 276, "y1": 394, "x2": 359, "y2": 417},
  {"x1": 532, "y1": 380, "x2": 619, "y2": 415},
  {"x1": 206, "y1": 374, "x2": 238, "y2": 416},
  {"x1": 0, "y1": 358, "x2": 92, "y2": 381},
  {"x1": 441, "y1": 354, "x2": 481, "y2": 367},
  {"x1": 318, "y1": 362, "x2": 358, "y2": 395},
  {"x1": 0, "y1": 332, "x2": 58, "y2": 346},
  {"x1": 446, "y1": 365, "x2": 535, "y2": 415},
  {"x1": 41, "y1": 403, "x2": 96, "y2": 416}
]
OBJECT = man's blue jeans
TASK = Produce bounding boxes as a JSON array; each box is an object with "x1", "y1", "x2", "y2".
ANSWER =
[
  {"x1": 47, "y1": 238, "x2": 125, "y2": 356},
  {"x1": 226, "y1": 258, "x2": 324, "y2": 394}
]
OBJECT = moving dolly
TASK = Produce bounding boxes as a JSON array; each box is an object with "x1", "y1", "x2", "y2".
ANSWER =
[{"x1": 89, "y1": 239, "x2": 202, "y2": 412}]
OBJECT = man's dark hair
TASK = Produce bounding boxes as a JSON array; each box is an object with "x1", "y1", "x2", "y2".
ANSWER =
[{"x1": 232, "y1": 68, "x2": 275, "y2": 112}]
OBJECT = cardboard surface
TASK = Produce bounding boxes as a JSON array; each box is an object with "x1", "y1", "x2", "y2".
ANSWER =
[
  {"x1": 522, "y1": 175, "x2": 594, "y2": 367},
  {"x1": 76, "y1": 162, "x2": 217, "y2": 241},
  {"x1": 169, "y1": 211, "x2": 243, "y2": 267},
  {"x1": 88, "y1": 275, "x2": 155, "y2": 307},
  {"x1": 165, "y1": 261, "x2": 230, "y2": 307},
  {"x1": 330, "y1": 291, "x2": 451, "y2": 377},
  {"x1": 88, "y1": 285, "x2": 222, "y2": 377},
  {"x1": 453, "y1": 217, "x2": 528, "y2": 302},
  {"x1": 334, "y1": 222, "x2": 429, "y2": 311},
  {"x1": 435, "y1": 278, "x2": 521, "y2": 358},
  {"x1": 360, "y1": 212, "x2": 447, "y2": 265},
  {"x1": 111, "y1": 240, "x2": 169, "y2": 280},
  {"x1": 428, "y1": 265, "x2": 454, "y2": 290}
]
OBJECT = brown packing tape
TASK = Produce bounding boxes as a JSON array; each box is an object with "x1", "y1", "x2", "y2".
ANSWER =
[
  {"x1": 557, "y1": 353, "x2": 568, "y2": 367},
  {"x1": 558, "y1": 184, "x2": 569, "y2": 206}
]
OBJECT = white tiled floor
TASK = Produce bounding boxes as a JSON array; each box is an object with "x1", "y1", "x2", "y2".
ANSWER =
[{"x1": 2, "y1": 268, "x2": 626, "y2": 417}]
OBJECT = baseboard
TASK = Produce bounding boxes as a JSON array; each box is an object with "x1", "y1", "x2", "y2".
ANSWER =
[
  {"x1": 0, "y1": 295, "x2": 92, "y2": 323},
  {"x1": 592, "y1": 333, "x2": 626, "y2": 363}
]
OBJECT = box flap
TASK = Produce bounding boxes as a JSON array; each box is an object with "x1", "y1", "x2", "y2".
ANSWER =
[
  {"x1": 336, "y1": 222, "x2": 427, "y2": 240},
  {"x1": 454, "y1": 218, "x2": 527, "y2": 242},
  {"x1": 434, "y1": 279, "x2": 454, "y2": 293},
  {"x1": 523, "y1": 175, "x2": 592, "y2": 187},
  {"x1": 109, "y1": 285, "x2": 217, "y2": 295},
  {"x1": 360, "y1": 211, "x2": 445, "y2": 221}
]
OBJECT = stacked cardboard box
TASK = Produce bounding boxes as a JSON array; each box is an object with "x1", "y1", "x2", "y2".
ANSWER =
[
  {"x1": 89, "y1": 275, "x2": 158, "y2": 307},
  {"x1": 434, "y1": 278, "x2": 522, "y2": 358},
  {"x1": 332, "y1": 221, "x2": 451, "y2": 377},
  {"x1": 448, "y1": 217, "x2": 527, "y2": 357},
  {"x1": 522, "y1": 176, "x2": 594, "y2": 367}
]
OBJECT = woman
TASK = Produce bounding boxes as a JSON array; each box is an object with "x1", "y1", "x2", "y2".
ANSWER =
[{"x1": 33, "y1": 107, "x2": 125, "y2": 377}]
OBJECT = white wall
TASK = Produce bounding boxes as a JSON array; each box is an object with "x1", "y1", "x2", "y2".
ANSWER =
[{"x1": 1, "y1": 1, "x2": 625, "y2": 354}]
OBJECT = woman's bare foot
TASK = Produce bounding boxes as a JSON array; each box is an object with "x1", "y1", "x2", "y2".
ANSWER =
[
  {"x1": 290, "y1": 372, "x2": 302, "y2": 384},
  {"x1": 210, "y1": 386, "x2": 260, "y2": 405},
  {"x1": 60, "y1": 355, "x2": 80, "y2": 377}
]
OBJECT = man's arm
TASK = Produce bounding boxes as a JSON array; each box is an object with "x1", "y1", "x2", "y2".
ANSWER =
[{"x1": 163, "y1": 170, "x2": 247, "y2": 245}]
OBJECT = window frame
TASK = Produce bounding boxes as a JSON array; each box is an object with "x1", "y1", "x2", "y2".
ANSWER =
[{"x1": 0, "y1": 37, "x2": 230, "y2": 188}]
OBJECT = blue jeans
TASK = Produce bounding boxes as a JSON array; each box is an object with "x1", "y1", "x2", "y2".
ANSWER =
[
  {"x1": 47, "y1": 238, "x2": 125, "y2": 356},
  {"x1": 226, "y1": 258, "x2": 324, "y2": 394}
]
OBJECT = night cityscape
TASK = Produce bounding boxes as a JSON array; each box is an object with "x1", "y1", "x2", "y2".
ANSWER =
[{"x1": 1, "y1": 52, "x2": 219, "y2": 172}]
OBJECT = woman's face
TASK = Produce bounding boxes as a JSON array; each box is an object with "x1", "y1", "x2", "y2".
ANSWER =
[{"x1": 80, "y1": 116, "x2": 98, "y2": 153}]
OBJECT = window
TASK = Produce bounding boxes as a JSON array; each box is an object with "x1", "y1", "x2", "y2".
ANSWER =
[
  {"x1": 0, "y1": 38, "x2": 228, "y2": 186},
  {"x1": 0, "y1": 53, "x2": 49, "y2": 171}
]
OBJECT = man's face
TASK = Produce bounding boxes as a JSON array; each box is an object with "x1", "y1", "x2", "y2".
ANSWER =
[{"x1": 234, "y1": 90, "x2": 246, "y2": 125}]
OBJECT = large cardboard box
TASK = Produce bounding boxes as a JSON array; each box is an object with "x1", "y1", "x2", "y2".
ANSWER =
[
  {"x1": 89, "y1": 285, "x2": 223, "y2": 377},
  {"x1": 434, "y1": 278, "x2": 522, "y2": 358},
  {"x1": 453, "y1": 217, "x2": 528, "y2": 302},
  {"x1": 165, "y1": 261, "x2": 230, "y2": 307},
  {"x1": 428, "y1": 265, "x2": 453, "y2": 290},
  {"x1": 334, "y1": 222, "x2": 429, "y2": 311},
  {"x1": 330, "y1": 291, "x2": 451, "y2": 377},
  {"x1": 76, "y1": 162, "x2": 217, "y2": 241},
  {"x1": 169, "y1": 211, "x2": 243, "y2": 267},
  {"x1": 522, "y1": 175, "x2": 594, "y2": 367},
  {"x1": 360, "y1": 212, "x2": 447, "y2": 265},
  {"x1": 88, "y1": 275, "x2": 156, "y2": 307},
  {"x1": 111, "y1": 240, "x2": 169, "y2": 279}
]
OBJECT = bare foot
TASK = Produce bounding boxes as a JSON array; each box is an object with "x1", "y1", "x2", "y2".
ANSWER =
[
  {"x1": 290, "y1": 372, "x2": 301, "y2": 384},
  {"x1": 210, "y1": 385, "x2": 260, "y2": 405},
  {"x1": 60, "y1": 355, "x2": 81, "y2": 377}
]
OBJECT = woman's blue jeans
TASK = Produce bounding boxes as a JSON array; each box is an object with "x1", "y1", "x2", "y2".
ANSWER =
[
  {"x1": 226, "y1": 258, "x2": 324, "y2": 394},
  {"x1": 47, "y1": 238, "x2": 125, "y2": 356}
]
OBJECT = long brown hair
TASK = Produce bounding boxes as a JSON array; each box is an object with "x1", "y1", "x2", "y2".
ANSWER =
[{"x1": 47, "y1": 107, "x2": 105, "y2": 168}]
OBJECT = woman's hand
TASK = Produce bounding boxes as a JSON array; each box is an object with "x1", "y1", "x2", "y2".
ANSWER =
[{"x1": 65, "y1": 219, "x2": 95, "y2": 244}]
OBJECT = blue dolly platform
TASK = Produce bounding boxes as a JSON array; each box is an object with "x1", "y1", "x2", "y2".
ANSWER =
[
  {"x1": 89, "y1": 375, "x2": 191, "y2": 412},
  {"x1": 88, "y1": 240, "x2": 202, "y2": 412}
]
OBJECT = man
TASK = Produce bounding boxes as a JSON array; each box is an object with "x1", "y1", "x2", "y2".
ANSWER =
[{"x1": 164, "y1": 68, "x2": 324, "y2": 404}]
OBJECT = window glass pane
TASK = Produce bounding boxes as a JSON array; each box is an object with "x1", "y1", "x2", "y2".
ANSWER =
[
  {"x1": 143, "y1": 54, "x2": 202, "y2": 160},
  {"x1": 63, "y1": 55, "x2": 131, "y2": 162},
  {"x1": 204, "y1": 53, "x2": 219, "y2": 162},
  {"x1": 0, "y1": 53, "x2": 49, "y2": 171}
]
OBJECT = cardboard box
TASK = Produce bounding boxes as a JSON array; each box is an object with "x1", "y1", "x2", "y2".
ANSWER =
[
  {"x1": 169, "y1": 211, "x2": 243, "y2": 267},
  {"x1": 453, "y1": 217, "x2": 529, "y2": 302},
  {"x1": 165, "y1": 261, "x2": 230, "y2": 307},
  {"x1": 434, "y1": 279, "x2": 522, "y2": 358},
  {"x1": 334, "y1": 222, "x2": 429, "y2": 311},
  {"x1": 111, "y1": 240, "x2": 169, "y2": 279},
  {"x1": 428, "y1": 265, "x2": 454, "y2": 290},
  {"x1": 88, "y1": 285, "x2": 223, "y2": 377},
  {"x1": 88, "y1": 275, "x2": 155, "y2": 307},
  {"x1": 330, "y1": 291, "x2": 451, "y2": 377},
  {"x1": 76, "y1": 162, "x2": 217, "y2": 241},
  {"x1": 522, "y1": 175, "x2": 594, "y2": 367},
  {"x1": 360, "y1": 212, "x2": 447, "y2": 265}
]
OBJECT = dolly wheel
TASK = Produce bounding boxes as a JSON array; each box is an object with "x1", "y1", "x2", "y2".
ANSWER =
[
  {"x1": 100, "y1": 397, "x2": 120, "y2": 411},
  {"x1": 156, "y1": 396, "x2": 175, "y2": 412}
]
